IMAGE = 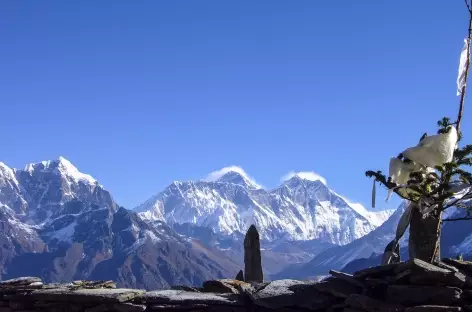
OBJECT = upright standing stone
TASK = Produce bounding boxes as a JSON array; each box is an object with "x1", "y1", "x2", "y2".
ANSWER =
[{"x1": 244, "y1": 224, "x2": 263, "y2": 283}]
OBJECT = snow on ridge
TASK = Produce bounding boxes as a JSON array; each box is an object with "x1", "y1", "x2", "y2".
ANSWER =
[
  {"x1": 23, "y1": 156, "x2": 98, "y2": 185},
  {"x1": 56, "y1": 156, "x2": 97, "y2": 185},
  {"x1": 48, "y1": 220, "x2": 78, "y2": 242},
  {"x1": 203, "y1": 166, "x2": 262, "y2": 189},
  {"x1": 281, "y1": 171, "x2": 327, "y2": 185},
  {"x1": 333, "y1": 191, "x2": 394, "y2": 227},
  {"x1": 0, "y1": 162, "x2": 13, "y2": 173},
  {"x1": 0, "y1": 162, "x2": 20, "y2": 187}
]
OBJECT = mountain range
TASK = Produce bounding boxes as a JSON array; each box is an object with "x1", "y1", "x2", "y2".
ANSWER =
[
  {"x1": 4, "y1": 157, "x2": 472, "y2": 289},
  {"x1": 135, "y1": 169, "x2": 392, "y2": 245}
]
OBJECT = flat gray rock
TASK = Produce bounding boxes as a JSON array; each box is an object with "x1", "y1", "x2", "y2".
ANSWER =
[
  {"x1": 252, "y1": 279, "x2": 340, "y2": 310},
  {"x1": 329, "y1": 270, "x2": 365, "y2": 288},
  {"x1": 433, "y1": 261, "x2": 460, "y2": 273},
  {"x1": 396, "y1": 259, "x2": 465, "y2": 287},
  {"x1": 202, "y1": 280, "x2": 239, "y2": 294},
  {"x1": 170, "y1": 285, "x2": 200, "y2": 292},
  {"x1": 17, "y1": 288, "x2": 144, "y2": 303},
  {"x1": 354, "y1": 263, "x2": 399, "y2": 279},
  {"x1": 252, "y1": 279, "x2": 303, "y2": 300},
  {"x1": 443, "y1": 258, "x2": 472, "y2": 276},
  {"x1": 394, "y1": 259, "x2": 452, "y2": 275},
  {"x1": 138, "y1": 289, "x2": 240, "y2": 306},
  {"x1": 0, "y1": 277, "x2": 41, "y2": 286}
]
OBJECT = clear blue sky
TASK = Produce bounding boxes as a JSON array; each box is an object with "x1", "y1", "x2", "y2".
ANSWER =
[{"x1": 0, "y1": 1, "x2": 469, "y2": 210}]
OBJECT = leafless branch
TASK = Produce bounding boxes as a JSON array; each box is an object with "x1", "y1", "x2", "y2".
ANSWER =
[
  {"x1": 466, "y1": 0, "x2": 472, "y2": 14},
  {"x1": 387, "y1": 185, "x2": 417, "y2": 202},
  {"x1": 442, "y1": 189, "x2": 472, "y2": 210}
]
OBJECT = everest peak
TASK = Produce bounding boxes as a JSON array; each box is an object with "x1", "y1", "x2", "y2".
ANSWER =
[
  {"x1": 281, "y1": 171, "x2": 327, "y2": 185},
  {"x1": 203, "y1": 166, "x2": 262, "y2": 189}
]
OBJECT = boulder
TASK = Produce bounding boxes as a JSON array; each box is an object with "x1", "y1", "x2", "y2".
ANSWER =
[
  {"x1": 252, "y1": 279, "x2": 340, "y2": 310},
  {"x1": 433, "y1": 261, "x2": 459, "y2": 273},
  {"x1": 11, "y1": 287, "x2": 144, "y2": 304},
  {"x1": 354, "y1": 263, "x2": 400, "y2": 279},
  {"x1": 329, "y1": 270, "x2": 365, "y2": 288},
  {"x1": 443, "y1": 259, "x2": 472, "y2": 276},
  {"x1": 137, "y1": 289, "x2": 240, "y2": 306},
  {"x1": 202, "y1": 280, "x2": 239, "y2": 294},
  {"x1": 395, "y1": 259, "x2": 465, "y2": 287},
  {"x1": 0, "y1": 277, "x2": 42, "y2": 287},
  {"x1": 170, "y1": 285, "x2": 200, "y2": 292}
]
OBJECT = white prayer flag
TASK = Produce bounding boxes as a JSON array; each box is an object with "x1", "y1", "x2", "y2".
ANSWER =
[{"x1": 457, "y1": 38, "x2": 470, "y2": 96}]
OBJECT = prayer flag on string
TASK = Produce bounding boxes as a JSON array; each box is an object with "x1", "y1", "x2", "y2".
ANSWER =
[{"x1": 457, "y1": 38, "x2": 470, "y2": 96}]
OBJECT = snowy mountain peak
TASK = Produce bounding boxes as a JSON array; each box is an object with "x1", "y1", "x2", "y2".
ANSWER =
[
  {"x1": 57, "y1": 157, "x2": 98, "y2": 185},
  {"x1": 282, "y1": 171, "x2": 327, "y2": 185},
  {"x1": 282, "y1": 174, "x2": 325, "y2": 189},
  {"x1": 203, "y1": 166, "x2": 262, "y2": 189},
  {"x1": 217, "y1": 171, "x2": 260, "y2": 189},
  {"x1": 137, "y1": 167, "x2": 393, "y2": 244},
  {"x1": 0, "y1": 162, "x2": 15, "y2": 180},
  {"x1": 24, "y1": 157, "x2": 97, "y2": 185}
]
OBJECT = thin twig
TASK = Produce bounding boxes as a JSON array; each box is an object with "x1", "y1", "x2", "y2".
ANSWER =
[
  {"x1": 466, "y1": 0, "x2": 472, "y2": 14},
  {"x1": 442, "y1": 189, "x2": 472, "y2": 210}
]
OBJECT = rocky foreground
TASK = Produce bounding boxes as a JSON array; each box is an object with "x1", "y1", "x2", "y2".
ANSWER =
[{"x1": 2, "y1": 258, "x2": 472, "y2": 311}]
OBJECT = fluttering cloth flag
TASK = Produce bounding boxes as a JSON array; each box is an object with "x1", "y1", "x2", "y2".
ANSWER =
[
  {"x1": 458, "y1": 38, "x2": 470, "y2": 96},
  {"x1": 402, "y1": 126, "x2": 458, "y2": 168},
  {"x1": 372, "y1": 179, "x2": 376, "y2": 208},
  {"x1": 381, "y1": 202, "x2": 413, "y2": 265},
  {"x1": 386, "y1": 157, "x2": 424, "y2": 202}
]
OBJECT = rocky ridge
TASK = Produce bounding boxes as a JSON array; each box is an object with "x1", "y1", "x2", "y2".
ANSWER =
[
  {"x1": 0, "y1": 158, "x2": 240, "y2": 289},
  {"x1": 3, "y1": 258, "x2": 472, "y2": 311}
]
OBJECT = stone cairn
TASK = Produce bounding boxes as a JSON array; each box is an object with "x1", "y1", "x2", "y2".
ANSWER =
[
  {"x1": 244, "y1": 224, "x2": 263, "y2": 283},
  {"x1": 5, "y1": 258, "x2": 472, "y2": 311}
]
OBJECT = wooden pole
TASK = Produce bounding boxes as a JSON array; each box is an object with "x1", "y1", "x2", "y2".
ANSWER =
[
  {"x1": 457, "y1": 1, "x2": 472, "y2": 133},
  {"x1": 428, "y1": 2, "x2": 472, "y2": 261}
]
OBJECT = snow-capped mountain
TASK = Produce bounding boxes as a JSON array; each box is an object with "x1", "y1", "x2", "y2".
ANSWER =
[
  {"x1": 275, "y1": 200, "x2": 472, "y2": 278},
  {"x1": 273, "y1": 201, "x2": 409, "y2": 279},
  {"x1": 0, "y1": 158, "x2": 239, "y2": 288},
  {"x1": 135, "y1": 168, "x2": 393, "y2": 245}
]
